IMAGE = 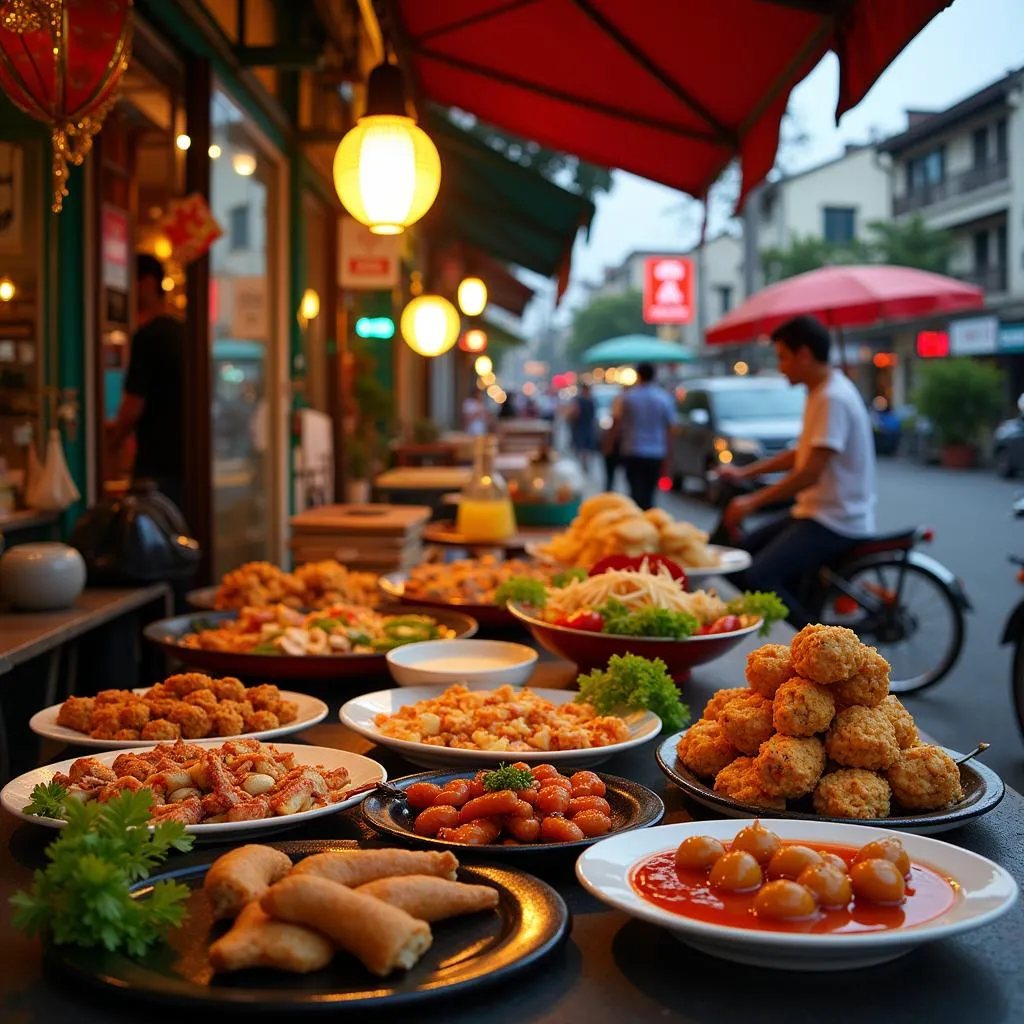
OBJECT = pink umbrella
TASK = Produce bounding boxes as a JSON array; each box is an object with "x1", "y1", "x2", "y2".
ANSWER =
[{"x1": 705, "y1": 265, "x2": 984, "y2": 345}]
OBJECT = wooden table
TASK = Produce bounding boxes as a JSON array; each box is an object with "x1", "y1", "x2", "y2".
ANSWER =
[
  {"x1": 0, "y1": 509, "x2": 59, "y2": 543},
  {"x1": 1, "y1": 622, "x2": 1022, "y2": 1021},
  {"x1": 0, "y1": 584, "x2": 172, "y2": 780}
]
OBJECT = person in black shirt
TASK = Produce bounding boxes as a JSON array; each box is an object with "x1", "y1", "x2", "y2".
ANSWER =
[{"x1": 107, "y1": 254, "x2": 185, "y2": 510}]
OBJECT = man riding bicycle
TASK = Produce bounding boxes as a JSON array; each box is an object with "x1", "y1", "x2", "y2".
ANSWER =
[{"x1": 717, "y1": 315, "x2": 877, "y2": 627}]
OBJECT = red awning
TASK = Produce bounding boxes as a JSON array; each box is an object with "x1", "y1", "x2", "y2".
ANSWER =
[{"x1": 392, "y1": 0, "x2": 952, "y2": 204}]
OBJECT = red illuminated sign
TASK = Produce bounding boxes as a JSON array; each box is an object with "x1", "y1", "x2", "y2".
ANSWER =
[
  {"x1": 643, "y1": 256, "x2": 694, "y2": 324},
  {"x1": 916, "y1": 331, "x2": 949, "y2": 358}
]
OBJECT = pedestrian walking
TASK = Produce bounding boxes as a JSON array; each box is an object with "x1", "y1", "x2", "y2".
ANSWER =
[{"x1": 612, "y1": 363, "x2": 675, "y2": 510}]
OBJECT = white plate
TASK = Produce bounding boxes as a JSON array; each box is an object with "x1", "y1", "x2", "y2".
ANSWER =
[
  {"x1": 1, "y1": 742, "x2": 386, "y2": 842},
  {"x1": 340, "y1": 684, "x2": 662, "y2": 769},
  {"x1": 576, "y1": 819, "x2": 1018, "y2": 972},
  {"x1": 385, "y1": 639, "x2": 538, "y2": 687},
  {"x1": 523, "y1": 541, "x2": 751, "y2": 578},
  {"x1": 28, "y1": 689, "x2": 329, "y2": 749}
]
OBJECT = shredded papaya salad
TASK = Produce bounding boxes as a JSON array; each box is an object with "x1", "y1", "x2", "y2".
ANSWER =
[{"x1": 499, "y1": 557, "x2": 786, "y2": 639}]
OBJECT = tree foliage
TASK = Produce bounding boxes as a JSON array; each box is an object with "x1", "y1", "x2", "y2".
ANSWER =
[
  {"x1": 762, "y1": 214, "x2": 955, "y2": 283},
  {"x1": 567, "y1": 290, "x2": 655, "y2": 364},
  {"x1": 912, "y1": 358, "x2": 1005, "y2": 447}
]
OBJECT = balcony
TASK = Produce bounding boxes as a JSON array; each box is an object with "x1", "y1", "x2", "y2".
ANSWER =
[
  {"x1": 894, "y1": 160, "x2": 1009, "y2": 215},
  {"x1": 956, "y1": 266, "x2": 1008, "y2": 294}
]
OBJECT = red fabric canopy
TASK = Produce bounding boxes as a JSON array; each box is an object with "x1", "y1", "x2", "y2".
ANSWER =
[
  {"x1": 392, "y1": 0, "x2": 953, "y2": 204},
  {"x1": 705, "y1": 264, "x2": 984, "y2": 344}
]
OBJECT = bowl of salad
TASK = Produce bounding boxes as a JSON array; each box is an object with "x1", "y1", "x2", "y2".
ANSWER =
[
  {"x1": 143, "y1": 603, "x2": 478, "y2": 681},
  {"x1": 505, "y1": 559, "x2": 786, "y2": 681}
]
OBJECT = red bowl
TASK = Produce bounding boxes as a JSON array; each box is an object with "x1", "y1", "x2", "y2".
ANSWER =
[{"x1": 505, "y1": 602, "x2": 761, "y2": 681}]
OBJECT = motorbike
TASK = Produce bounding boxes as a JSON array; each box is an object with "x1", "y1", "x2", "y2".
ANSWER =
[
  {"x1": 1001, "y1": 495, "x2": 1024, "y2": 739},
  {"x1": 706, "y1": 471, "x2": 971, "y2": 694}
]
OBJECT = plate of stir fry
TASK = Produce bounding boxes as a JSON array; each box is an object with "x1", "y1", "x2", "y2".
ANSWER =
[{"x1": 144, "y1": 604, "x2": 479, "y2": 681}]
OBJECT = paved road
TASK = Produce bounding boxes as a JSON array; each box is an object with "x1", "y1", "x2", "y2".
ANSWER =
[{"x1": 655, "y1": 458, "x2": 1024, "y2": 794}]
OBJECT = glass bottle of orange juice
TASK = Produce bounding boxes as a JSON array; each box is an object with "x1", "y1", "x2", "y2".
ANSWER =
[{"x1": 456, "y1": 435, "x2": 517, "y2": 542}]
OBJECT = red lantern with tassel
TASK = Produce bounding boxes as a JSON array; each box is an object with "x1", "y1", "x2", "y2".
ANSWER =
[{"x1": 0, "y1": 0, "x2": 132, "y2": 211}]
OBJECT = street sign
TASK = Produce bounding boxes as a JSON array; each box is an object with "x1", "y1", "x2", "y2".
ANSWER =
[
  {"x1": 339, "y1": 217, "x2": 400, "y2": 289},
  {"x1": 642, "y1": 256, "x2": 694, "y2": 324},
  {"x1": 950, "y1": 316, "x2": 998, "y2": 356},
  {"x1": 355, "y1": 316, "x2": 395, "y2": 339}
]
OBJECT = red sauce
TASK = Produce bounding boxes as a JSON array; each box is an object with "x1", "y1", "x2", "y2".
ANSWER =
[{"x1": 631, "y1": 841, "x2": 958, "y2": 934}]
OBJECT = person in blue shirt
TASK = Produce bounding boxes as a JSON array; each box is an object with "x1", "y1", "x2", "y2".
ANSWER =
[{"x1": 613, "y1": 362, "x2": 676, "y2": 509}]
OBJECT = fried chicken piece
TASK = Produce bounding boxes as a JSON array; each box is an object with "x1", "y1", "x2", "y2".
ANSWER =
[
  {"x1": 169, "y1": 702, "x2": 212, "y2": 739},
  {"x1": 112, "y1": 753, "x2": 155, "y2": 781},
  {"x1": 219, "y1": 699, "x2": 255, "y2": 720},
  {"x1": 98, "y1": 776, "x2": 145, "y2": 802},
  {"x1": 676, "y1": 719, "x2": 739, "y2": 779},
  {"x1": 211, "y1": 708, "x2": 246, "y2": 736},
  {"x1": 245, "y1": 710, "x2": 281, "y2": 733},
  {"x1": 150, "y1": 796, "x2": 203, "y2": 824},
  {"x1": 164, "y1": 672, "x2": 217, "y2": 697},
  {"x1": 275, "y1": 700, "x2": 299, "y2": 725},
  {"x1": 56, "y1": 695, "x2": 95, "y2": 733},
  {"x1": 825, "y1": 705, "x2": 900, "y2": 771},
  {"x1": 745, "y1": 644, "x2": 793, "y2": 699},
  {"x1": 114, "y1": 728, "x2": 141, "y2": 741},
  {"x1": 812, "y1": 768, "x2": 891, "y2": 819},
  {"x1": 772, "y1": 677, "x2": 835, "y2": 738},
  {"x1": 712, "y1": 756, "x2": 785, "y2": 810},
  {"x1": 69, "y1": 756, "x2": 117, "y2": 784},
  {"x1": 118, "y1": 703, "x2": 151, "y2": 731},
  {"x1": 719, "y1": 692, "x2": 775, "y2": 756},
  {"x1": 877, "y1": 695, "x2": 919, "y2": 749},
  {"x1": 141, "y1": 718, "x2": 182, "y2": 741},
  {"x1": 790, "y1": 624, "x2": 868, "y2": 685},
  {"x1": 88, "y1": 710, "x2": 122, "y2": 740},
  {"x1": 94, "y1": 689, "x2": 132, "y2": 706},
  {"x1": 886, "y1": 744, "x2": 963, "y2": 810},
  {"x1": 702, "y1": 687, "x2": 749, "y2": 722},
  {"x1": 143, "y1": 697, "x2": 179, "y2": 720},
  {"x1": 753, "y1": 734, "x2": 825, "y2": 799},
  {"x1": 153, "y1": 739, "x2": 206, "y2": 763},
  {"x1": 213, "y1": 677, "x2": 248, "y2": 703},
  {"x1": 245, "y1": 685, "x2": 282, "y2": 711},
  {"x1": 270, "y1": 776, "x2": 317, "y2": 816},
  {"x1": 224, "y1": 796, "x2": 273, "y2": 822},
  {"x1": 832, "y1": 647, "x2": 890, "y2": 707},
  {"x1": 183, "y1": 688, "x2": 219, "y2": 709}
]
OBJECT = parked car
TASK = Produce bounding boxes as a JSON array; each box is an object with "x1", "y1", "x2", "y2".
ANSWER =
[
  {"x1": 993, "y1": 396, "x2": 1024, "y2": 477},
  {"x1": 671, "y1": 375, "x2": 805, "y2": 491}
]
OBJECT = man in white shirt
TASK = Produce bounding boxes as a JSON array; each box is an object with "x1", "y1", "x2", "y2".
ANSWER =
[{"x1": 719, "y1": 315, "x2": 877, "y2": 625}]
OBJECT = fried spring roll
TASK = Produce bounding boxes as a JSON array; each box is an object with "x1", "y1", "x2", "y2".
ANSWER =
[
  {"x1": 208, "y1": 899, "x2": 334, "y2": 974},
  {"x1": 204, "y1": 844, "x2": 293, "y2": 919},
  {"x1": 291, "y1": 848, "x2": 459, "y2": 887},
  {"x1": 261, "y1": 874, "x2": 432, "y2": 977},
  {"x1": 355, "y1": 875, "x2": 499, "y2": 922}
]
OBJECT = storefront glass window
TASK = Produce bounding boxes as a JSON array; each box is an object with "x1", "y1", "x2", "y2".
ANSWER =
[{"x1": 209, "y1": 88, "x2": 277, "y2": 576}]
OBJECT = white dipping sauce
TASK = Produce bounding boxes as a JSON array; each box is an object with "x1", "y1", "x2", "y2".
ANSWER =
[{"x1": 422, "y1": 655, "x2": 519, "y2": 672}]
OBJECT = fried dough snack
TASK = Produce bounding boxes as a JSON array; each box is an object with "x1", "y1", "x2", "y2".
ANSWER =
[
  {"x1": 291, "y1": 848, "x2": 459, "y2": 888},
  {"x1": 713, "y1": 757, "x2": 785, "y2": 810},
  {"x1": 355, "y1": 875, "x2": 499, "y2": 922},
  {"x1": 772, "y1": 678, "x2": 835, "y2": 738},
  {"x1": 204, "y1": 844, "x2": 293, "y2": 919},
  {"x1": 878, "y1": 695, "x2": 919, "y2": 749},
  {"x1": 262, "y1": 875, "x2": 433, "y2": 977},
  {"x1": 825, "y1": 706, "x2": 900, "y2": 771},
  {"x1": 790, "y1": 625, "x2": 868, "y2": 684},
  {"x1": 719, "y1": 692, "x2": 775, "y2": 756},
  {"x1": 753, "y1": 734, "x2": 826, "y2": 799},
  {"x1": 813, "y1": 769, "x2": 892, "y2": 819},
  {"x1": 676, "y1": 719, "x2": 738, "y2": 779},
  {"x1": 886, "y1": 744, "x2": 963, "y2": 810},
  {"x1": 744, "y1": 644, "x2": 793, "y2": 699},
  {"x1": 831, "y1": 647, "x2": 890, "y2": 707},
  {"x1": 209, "y1": 899, "x2": 334, "y2": 974}
]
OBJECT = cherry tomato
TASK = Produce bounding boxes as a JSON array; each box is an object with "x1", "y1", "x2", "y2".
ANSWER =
[
  {"x1": 703, "y1": 615, "x2": 742, "y2": 635},
  {"x1": 556, "y1": 610, "x2": 605, "y2": 632}
]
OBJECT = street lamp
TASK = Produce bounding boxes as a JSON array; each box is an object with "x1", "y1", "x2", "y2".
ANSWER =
[
  {"x1": 400, "y1": 295, "x2": 460, "y2": 357},
  {"x1": 333, "y1": 61, "x2": 441, "y2": 236},
  {"x1": 457, "y1": 276, "x2": 487, "y2": 316}
]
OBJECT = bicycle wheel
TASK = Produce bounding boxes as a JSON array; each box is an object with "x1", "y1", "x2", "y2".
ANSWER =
[
  {"x1": 1013, "y1": 640, "x2": 1024, "y2": 742},
  {"x1": 812, "y1": 561, "x2": 964, "y2": 693}
]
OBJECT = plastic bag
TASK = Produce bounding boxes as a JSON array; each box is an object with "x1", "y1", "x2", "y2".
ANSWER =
[{"x1": 26, "y1": 428, "x2": 80, "y2": 511}]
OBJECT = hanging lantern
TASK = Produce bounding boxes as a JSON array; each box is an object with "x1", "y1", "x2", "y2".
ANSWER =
[
  {"x1": 474, "y1": 355, "x2": 493, "y2": 376},
  {"x1": 333, "y1": 61, "x2": 441, "y2": 236},
  {"x1": 400, "y1": 295, "x2": 459, "y2": 357},
  {"x1": 457, "y1": 277, "x2": 487, "y2": 316},
  {"x1": 459, "y1": 328, "x2": 488, "y2": 354},
  {"x1": 0, "y1": 0, "x2": 133, "y2": 212}
]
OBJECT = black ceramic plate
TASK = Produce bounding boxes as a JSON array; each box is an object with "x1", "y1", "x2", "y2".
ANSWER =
[
  {"x1": 656, "y1": 731, "x2": 1005, "y2": 835},
  {"x1": 142, "y1": 605, "x2": 478, "y2": 681},
  {"x1": 362, "y1": 768, "x2": 665, "y2": 857},
  {"x1": 48, "y1": 840, "x2": 569, "y2": 1011}
]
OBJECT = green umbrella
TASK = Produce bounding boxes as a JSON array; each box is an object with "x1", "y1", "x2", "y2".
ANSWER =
[{"x1": 580, "y1": 335, "x2": 696, "y2": 367}]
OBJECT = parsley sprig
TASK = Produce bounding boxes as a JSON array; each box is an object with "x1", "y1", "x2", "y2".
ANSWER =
[{"x1": 11, "y1": 787, "x2": 194, "y2": 957}]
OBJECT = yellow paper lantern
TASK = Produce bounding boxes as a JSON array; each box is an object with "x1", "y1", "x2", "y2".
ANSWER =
[
  {"x1": 457, "y1": 276, "x2": 487, "y2": 316},
  {"x1": 300, "y1": 288, "x2": 321, "y2": 322},
  {"x1": 0, "y1": 277, "x2": 15, "y2": 302},
  {"x1": 401, "y1": 295, "x2": 460, "y2": 357},
  {"x1": 474, "y1": 354, "x2": 493, "y2": 376},
  {"x1": 333, "y1": 62, "x2": 441, "y2": 236}
]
